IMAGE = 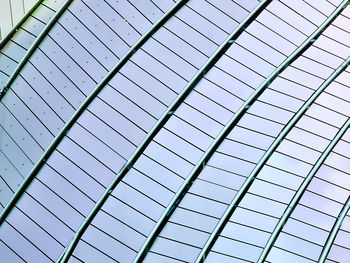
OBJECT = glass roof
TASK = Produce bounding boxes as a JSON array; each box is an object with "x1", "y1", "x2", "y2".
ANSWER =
[{"x1": 0, "y1": 0, "x2": 350, "y2": 262}]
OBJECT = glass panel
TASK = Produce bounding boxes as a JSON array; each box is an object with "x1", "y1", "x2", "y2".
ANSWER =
[
  {"x1": 305, "y1": 0, "x2": 336, "y2": 16},
  {"x1": 299, "y1": 191, "x2": 342, "y2": 217},
  {"x1": 248, "y1": 178, "x2": 294, "y2": 204},
  {"x1": 286, "y1": 126, "x2": 331, "y2": 152},
  {"x1": 304, "y1": 45, "x2": 343, "y2": 69},
  {"x1": 185, "y1": 90, "x2": 233, "y2": 125},
  {"x1": 257, "y1": 8, "x2": 306, "y2": 46},
  {"x1": 144, "y1": 251, "x2": 185, "y2": 263},
  {"x1": 230, "y1": 207, "x2": 278, "y2": 233},
  {"x1": 275, "y1": 232, "x2": 323, "y2": 261},
  {"x1": 5, "y1": 207, "x2": 63, "y2": 261},
  {"x1": 81, "y1": 225, "x2": 136, "y2": 262},
  {"x1": 308, "y1": 177, "x2": 349, "y2": 203},
  {"x1": 205, "y1": 251, "x2": 254, "y2": 263},
  {"x1": 17, "y1": 192, "x2": 73, "y2": 245},
  {"x1": 276, "y1": 139, "x2": 321, "y2": 164},
  {"x1": 227, "y1": 126, "x2": 274, "y2": 150},
  {"x1": 133, "y1": 154, "x2": 183, "y2": 193},
  {"x1": 160, "y1": 222, "x2": 209, "y2": 249},
  {"x1": 176, "y1": 4, "x2": 227, "y2": 46},
  {"x1": 296, "y1": 115, "x2": 338, "y2": 140},
  {"x1": 211, "y1": 235, "x2": 263, "y2": 262},
  {"x1": 164, "y1": 115, "x2": 213, "y2": 151},
  {"x1": 217, "y1": 138, "x2": 265, "y2": 164},
  {"x1": 171, "y1": 207, "x2": 218, "y2": 233},
  {"x1": 123, "y1": 168, "x2": 174, "y2": 207},
  {"x1": 189, "y1": 179, "x2": 235, "y2": 204},
  {"x1": 249, "y1": 100, "x2": 293, "y2": 125},
  {"x1": 199, "y1": 165, "x2": 245, "y2": 191},
  {"x1": 0, "y1": 103, "x2": 43, "y2": 162},
  {"x1": 327, "y1": 244, "x2": 350, "y2": 263},
  {"x1": 0, "y1": 222, "x2": 50, "y2": 263},
  {"x1": 150, "y1": 236, "x2": 201, "y2": 262},
  {"x1": 292, "y1": 205, "x2": 336, "y2": 231},
  {"x1": 91, "y1": 210, "x2": 146, "y2": 251},
  {"x1": 72, "y1": 240, "x2": 116, "y2": 263},
  {"x1": 279, "y1": 0, "x2": 327, "y2": 26},
  {"x1": 221, "y1": 221, "x2": 270, "y2": 247},
  {"x1": 2, "y1": 1, "x2": 348, "y2": 263},
  {"x1": 267, "y1": 246, "x2": 315, "y2": 263},
  {"x1": 152, "y1": 27, "x2": 207, "y2": 69},
  {"x1": 316, "y1": 165, "x2": 350, "y2": 191},
  {"x1": 284, "y1": 218, "x2": 328, "y2": 245},
  {"x1": 103, "y1": 196, "x2": 155, "y2": 236},
  {"x1": 325, "y1": 152, "x2": 350, "y2": 173},
  {"x1": 267, "y1": 0, "x2": 316, "y2": 35},
  {"x1": 228, "y1": 36, "x2": 279, "y2": 74}
]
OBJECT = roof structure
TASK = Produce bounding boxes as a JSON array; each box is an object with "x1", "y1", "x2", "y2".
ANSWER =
[
  {"x1": 0, "y1": 0, "x2": 38, "y2": 40},
  {"x1": 1, "y1": 0, "x2": 350, "y2": 262}
]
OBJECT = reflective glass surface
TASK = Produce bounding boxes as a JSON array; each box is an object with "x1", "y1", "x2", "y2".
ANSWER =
[{"x1": 1, "y1": 1, "x2": 350, "y2": 263}]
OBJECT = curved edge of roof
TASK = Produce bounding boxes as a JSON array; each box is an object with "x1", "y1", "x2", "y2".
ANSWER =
[{"x1": 0, "y1": 0, "x2": 44, "y2": 49}]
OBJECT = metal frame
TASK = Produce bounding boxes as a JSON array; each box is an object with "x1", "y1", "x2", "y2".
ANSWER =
[
  {"x1": 0, "y1": 0, "x2": 74, "y2": 101},
  {"x1": 131, "y1": 1, "x2": 277, "y2": 262},
  {"x1": 59, "y1": 1, "x2": 272, "y2": 262},
  {"x1": 318, "y1": 196, "x2": 350, "y2": 263},
  {"x1": 0, "y1": 0, "x2": 74, "y2": 222},
  {"x1": 194, "y1": 2, "x2": 349, "y2": 262},
  {"x1": 0, "y1": 0, "x2": 186, "y2": 233},
  {"x1": 258, "y1": 72, "x2": 350, "y2": 262},
  {"x1": 0, "y1": 0, "x2": 346, "y2": 262},
  {"x1": 52, "y1": 1, "x2": 191, "y2": 261},
  {"x1": 0, "y1": 0, "x2": 43, "y2": 50}
]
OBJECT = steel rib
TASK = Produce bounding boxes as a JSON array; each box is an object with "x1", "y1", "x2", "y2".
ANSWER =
[
  {"x1": 0, "y1": 0, "x2": 74, "y2": 100},
  {"x1": 318, "y1": 195, "x2": 350, "y2": 263},
  {"x1": 194, "y1": 2, "x2": 350, "y2": 261},
  {"x1": 0, "y1": 0, "x2": 187, "y2": 234},
  {"x1": 60, "y1": 1, "x2": 272, "y2": 263}
]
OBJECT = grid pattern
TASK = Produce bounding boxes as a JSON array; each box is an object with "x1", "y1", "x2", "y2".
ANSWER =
[
  {"x1": 0, "y1": 0, "x2": 178, "y2": 211},
  {"x1": 0, "y1": 0, "x2": 350, "y2": 263}
]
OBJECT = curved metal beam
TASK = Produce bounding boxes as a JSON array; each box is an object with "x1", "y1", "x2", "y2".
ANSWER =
[
  {"x1": 194, "y1": 2, "x2": 350, "y2": 262},
  {"x1": 258, "y1": 87, "x2": 350, "y2": 262},
  {"x1": 318, "y1": 196, "x2": 350, "y2": 263},
  {"x1": 0, "y1": 0, "x2": 44, "y2": 50},
  {"x1": 137, "y1": 1, "x2": 312, "y2": 262},
  {"x1": 59, "y1": 1, "x2": 273, "y2": 263},
  {"x1": 199, "y1": 56, "x2": 350, "y2": 263},
  {"x1": 0, "y1": 0, "x2": 74, "y2": 221},
  {"x1": 51, "y1": 1, "x2": 191, "y2": 262},
  {"x1": 0, "y1": 0, "x2": 187, "y2": 233},
  {"x1": 0, "y1": 0, "x2": 74, "y2": 101}
]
